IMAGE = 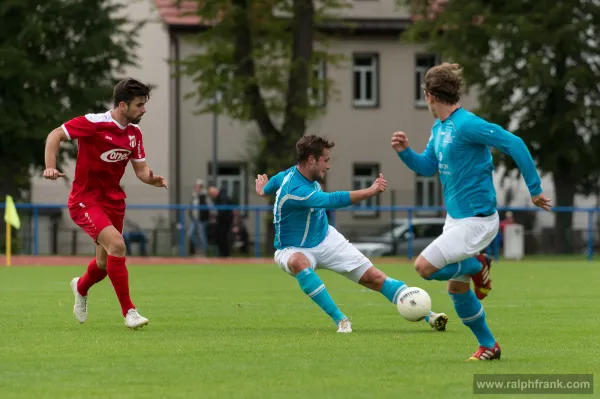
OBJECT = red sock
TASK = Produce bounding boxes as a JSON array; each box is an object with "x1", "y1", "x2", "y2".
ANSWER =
[
  {"x1": 106, "y1": 255, "x2": 135, "y2": 317},
  {"x1": 77, "y1": 258, "x2": 107, "y2": 296}
]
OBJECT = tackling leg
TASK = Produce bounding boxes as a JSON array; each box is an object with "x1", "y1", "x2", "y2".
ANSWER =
[
  {"x1": 285, "y1": 252, "x2": 351, "y2": 333},
  {"x1": 358, "y1": 266, "x2": 448, "y2": 331}
]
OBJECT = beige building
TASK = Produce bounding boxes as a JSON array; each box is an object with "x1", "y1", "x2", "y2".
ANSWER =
[{"x1": 30, "y1": 0, "x2": 478, "y2": 255}]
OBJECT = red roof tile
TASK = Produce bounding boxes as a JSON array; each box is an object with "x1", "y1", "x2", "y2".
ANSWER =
[
  {"x1": 153, "y1": 0, "x2": 447, "y2": 27},
  {"x1": 154, "y1": 0, "x2": 201, "y2": 26}
]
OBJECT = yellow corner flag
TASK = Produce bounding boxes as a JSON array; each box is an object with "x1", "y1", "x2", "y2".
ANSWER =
[{"x1": 4, "y1": 195, "x2": 21, "y2": 267}]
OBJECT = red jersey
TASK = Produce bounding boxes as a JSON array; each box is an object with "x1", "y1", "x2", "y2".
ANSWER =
[{"x1": 62, "y1": 111, "x2": 146, "y2": 206}]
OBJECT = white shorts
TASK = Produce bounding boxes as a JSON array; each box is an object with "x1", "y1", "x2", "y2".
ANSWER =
[
  {"x1": 421, "y1": 212, "x2": 499, "y2": 282},
  {"x1": 274, "y1": 226, "x2": 373, "y2": 283}
]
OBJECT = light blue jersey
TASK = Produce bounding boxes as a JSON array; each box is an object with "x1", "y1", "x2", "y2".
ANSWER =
[
  {"x1": 398, "y1": 108, "x2": 542, "y2": 219},
  {"x1": 264, "y1": 166, "x2": 352, "y2": 249}
]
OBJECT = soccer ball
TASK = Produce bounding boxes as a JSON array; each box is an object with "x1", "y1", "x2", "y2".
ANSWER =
[{"x1": 396, "y1": 287, "x2": 432, "y2": 322}]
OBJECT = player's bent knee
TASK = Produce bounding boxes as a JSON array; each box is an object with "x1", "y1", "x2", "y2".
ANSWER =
[
  {"x1": 97, "y1": 226, "x2": 126, "y2": 257},
  {"x1": 414, "y1": 256, "x2": 436, "y2": 279},
  {"x1": 287, "y1": 252, "x2": 311, "y2": 275},
  {"x1": 105, "y1": 238, "x2": 126, "y2": 257}
]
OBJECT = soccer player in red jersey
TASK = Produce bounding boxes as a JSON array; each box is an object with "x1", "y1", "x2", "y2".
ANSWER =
[{"x1": 43, "y1": 78, "x2": 167, "y2": 329}]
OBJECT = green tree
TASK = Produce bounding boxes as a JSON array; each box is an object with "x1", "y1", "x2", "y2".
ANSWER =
[
  {"x1": 0, "y1": 0, "x2": 142, "y2": 201},
  {"x1": 178, "y1": 0, "x2": 348, "y2": 251},
  {"x1": 402, "y1": 0, "x2": 600, "y2": 253},
  {"x1": 178, "y1": 0, "x2": 347, "y2": 178}
]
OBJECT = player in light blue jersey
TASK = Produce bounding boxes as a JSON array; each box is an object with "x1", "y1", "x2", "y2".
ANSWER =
[
  {"x1": 392, "y1": 63, "x2": 551, "y2": 360},
  {"x1": 256, "y1": 134, "x2": 449, "y2": 333}
]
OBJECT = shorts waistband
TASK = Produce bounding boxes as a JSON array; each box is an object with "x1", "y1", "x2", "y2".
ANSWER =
[{"x1": 475, "y1": 213, "x2": 494, "y2": 217}]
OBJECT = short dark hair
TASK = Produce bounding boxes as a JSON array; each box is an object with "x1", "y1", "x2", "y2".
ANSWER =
[
  {"x1": 423, "y1": 62, "x2": 464, "y2": 105},
  {"x1": 113, "y1": 78, "x2": 151, "y2": 108},
  {"x1": 296, "y1": 134, "x2": 335, "y2": 163}
]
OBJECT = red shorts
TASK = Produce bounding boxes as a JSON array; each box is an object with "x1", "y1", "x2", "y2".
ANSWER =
[{"x1": 69, "y1": 201, "x2": 125, "y2": 242}]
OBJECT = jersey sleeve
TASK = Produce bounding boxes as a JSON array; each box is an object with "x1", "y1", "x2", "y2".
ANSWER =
[
  {"x1": 286, "y1": 185, "x2": 352, "y2": 209},
  {"x1": 62, "y1": 115, "x2": 97, "y2": 140},
  {"x1": 264, "y1": 171, "x2": 285, "y2": 195},
  {"x1": 131, "y1": 127, "x2": 146, "y2": 162},
  {"x1": 462, "y1": 117, "x2": 543, "y2": 196},
  {"x1": 397, "y1": 134, "x2": 438, "y2": 177}
]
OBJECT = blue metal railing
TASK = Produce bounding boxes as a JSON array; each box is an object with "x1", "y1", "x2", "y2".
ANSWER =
[{"x1": 1, "y1": 203, "x2": 598, "y2": 261}]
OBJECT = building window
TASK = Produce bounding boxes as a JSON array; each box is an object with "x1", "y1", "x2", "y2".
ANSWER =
[
  {"x1": 353, "y1": 163, "x2": 379, "y2": 217},
  {"x1": 352, "y1": 54, "x2": 378, "y2": 108},
  {"x1": 415, "y1": 173, "x2": 441, "y2": 209},
  {"x1": 309, "y1": 58, "x2": 326, "y2": 107},
  {"x1": 415, "y1": 54, "x2": 439, "y2": 107},
  {"x1": 207, "y1": 162, "x2": 247, "y2": 208}
]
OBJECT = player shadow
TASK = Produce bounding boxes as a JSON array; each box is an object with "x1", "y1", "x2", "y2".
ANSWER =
[{"x1": 353, "y1": 327, "x2": 459, "y2": 335}]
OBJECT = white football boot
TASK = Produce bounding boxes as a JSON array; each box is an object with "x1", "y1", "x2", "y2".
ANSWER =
[
  {"x1": 70, "y1": 277, "x2": 88, "y2": 323},
  {"x1": 428, "y1": 312, "x2": 448, "y2": 331},
  {"x1": 336, "y1": 318, "x2": 352, "y2": 333},
  {"x1": 125, "y1": 309, "x2": 149, "y2": 330}
]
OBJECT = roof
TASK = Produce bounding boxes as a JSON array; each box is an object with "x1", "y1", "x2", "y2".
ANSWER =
[
  {"x1": 152, "y1": 0, "x2": 441, "y2": 32},
  {"x1": 154, "y1": 0, "x2": 201, "y2": 26}
]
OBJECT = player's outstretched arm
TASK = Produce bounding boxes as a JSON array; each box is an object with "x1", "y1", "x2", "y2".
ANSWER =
[
  {"x1": 463, "y1": 118, "x2": 551, "y2": 211},
  {"x1": 256, "y1": 171, "x2": 285, "y2": 197},
  {"x1": 256, "y1": 171, "x2": 286, "y2": 197},
  {"x1": 131, "y1": 161, "x2": 168, "y2": 189},
  {"x1": 43, "y1": 127, "x2": 68, "y2": 180},
  {"x1": 348, "y1": 173, "x2": 387, "y2": 204},
  {"x1": 391, "y1": 131, "x2": 438, "y2": 176},
  {"x1": 256, "y1": 174, "x2": 269, "y2": 197},
  {"x1": 288, "y1": 174, "x2": 387, "y2": 209}
]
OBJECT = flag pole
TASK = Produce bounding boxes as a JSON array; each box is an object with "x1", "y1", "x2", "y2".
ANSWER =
[{"x1": 6, "y1": 222, "x2": 11, "y2": 267}]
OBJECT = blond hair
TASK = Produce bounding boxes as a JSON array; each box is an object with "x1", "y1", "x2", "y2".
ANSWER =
[{"x1": 423, "y1": 62, "x2": 464, "y2": 104}]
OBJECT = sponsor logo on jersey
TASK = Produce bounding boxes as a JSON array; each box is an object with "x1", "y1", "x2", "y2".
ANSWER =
[{"x1": 100, "y1": 148, "x2": 131, "y2": 163}]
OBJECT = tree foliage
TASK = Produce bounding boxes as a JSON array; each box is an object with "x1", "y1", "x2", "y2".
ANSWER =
[
  {"x1": 178, "y1": 0, "x2": 349, "y2": 178},
  {"x1": 402, "y1": 0, "x2": 600, "y2": 252},
  {"x1": 0, "y1": 0, "x2": 142, "y2": 200}
]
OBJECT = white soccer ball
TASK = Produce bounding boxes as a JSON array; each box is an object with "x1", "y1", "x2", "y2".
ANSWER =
[{"x1": 396, "y1": 287, "x2": 432, "y2": 322}]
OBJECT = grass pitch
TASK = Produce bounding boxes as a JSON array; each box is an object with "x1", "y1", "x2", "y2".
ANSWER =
[{"x1": 1, "y1": 259, "x2": 598, "y2": 399}]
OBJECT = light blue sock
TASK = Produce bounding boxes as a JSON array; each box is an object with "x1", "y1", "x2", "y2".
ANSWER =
[
  {"x1": 380, "y1": 277, "x2": 434, "y2": 323},
  {"x1": 296, "y1": 268, "x2": 346, "y2": 324},
  {"x1": 426, "y1": 257, "x2": 482, "y2": 281},
  {"x1": 379, "y1": 277, "x2": 407, "y2": 304},
  {"x1": 450, "y1": 290, "x2": 496, "y2": 348}
]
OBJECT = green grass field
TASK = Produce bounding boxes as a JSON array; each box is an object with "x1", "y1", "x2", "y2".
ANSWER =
[{"x1": 1, "y1": 260, "x2": 598, "y2": 399}]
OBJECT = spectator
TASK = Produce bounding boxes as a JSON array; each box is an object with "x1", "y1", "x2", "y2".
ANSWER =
[
  {"x1": 208, "y1": 186, "x2": 234, "y2": 257},
  {"x1": 231, "y1": 209, "x2": 250, "y2": 255},
  {"x1": 189, "y1": 178, "x2": 211, "y2": 255},
  {"x1": 122, "y1": 218, "x2": 148, "y2": 256}
]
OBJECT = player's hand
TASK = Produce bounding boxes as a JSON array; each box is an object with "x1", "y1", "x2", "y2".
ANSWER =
[
  {"x1": 531, "y1": 193, "x2": 551, "y2": 211},
  {"x1": 255, "y1": 174, "x2": 269, "y2": 197},
  {"x1": 370, "y1": 173, "x2": 387, "y2": 194},
  {"x1": 391, "y1": 131, "x2": 409, "y2": 152},
  {"x1": 148, "y1": 169, "x2": 168, "y2": 189},
  {"x1": 43, "y1": 168, "x2": 66, "y2": 180}
]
